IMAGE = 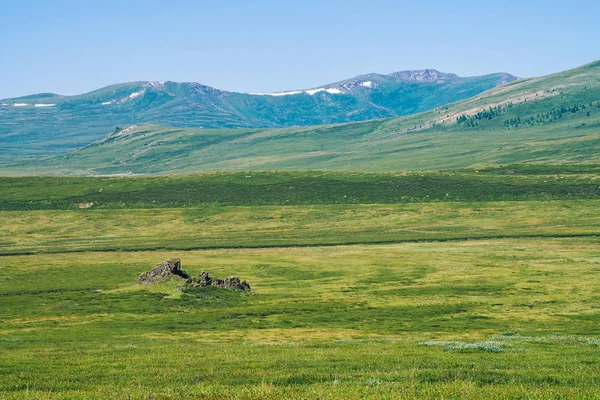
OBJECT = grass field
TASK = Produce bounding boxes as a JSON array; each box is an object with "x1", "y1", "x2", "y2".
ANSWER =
[
  {"x1": 3, "y1": 168, "x2": 600, "y2": 210},
  {"x1": 1, "y1": 169, "x2": 600, "y2": 398}
]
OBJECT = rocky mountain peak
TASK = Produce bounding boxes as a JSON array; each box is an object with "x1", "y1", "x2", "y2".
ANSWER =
[{"x1": 388, "y1": 69, "x2": 460, "y2": 82}]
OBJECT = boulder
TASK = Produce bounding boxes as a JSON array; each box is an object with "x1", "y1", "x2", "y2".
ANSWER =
[
  {"x1": 190, "y1": 271, "x2": 251, "y2": 292},
  {"x1": 136, "y1": 258, "x2": 189, "y2": 285}
]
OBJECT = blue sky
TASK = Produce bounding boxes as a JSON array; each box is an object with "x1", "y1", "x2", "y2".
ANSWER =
[{"x1": 1, "y1": 0, "x2": 599, "y2": 98}]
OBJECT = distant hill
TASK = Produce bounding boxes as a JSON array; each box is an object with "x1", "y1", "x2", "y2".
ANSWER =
[
  {"x1": 5, "y1": 60, "x2": 598, "y2": 175},
  {"x1": 0, "y1": 70, "x2": 516, "y2": 159}
]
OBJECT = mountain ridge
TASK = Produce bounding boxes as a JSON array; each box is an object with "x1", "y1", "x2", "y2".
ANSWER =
[
  {"x1": 3, "y1": 60, "x2": 599, "y2": 175},
  {"x1": 1, "y1": 69, "x2": 516, "y2": 100},
  {"x1": 0, "y1": 68, "x2": 517, "y2": 160},
  {"x1": 388, "y1": 69, "x2": 459, "y2": 81}
]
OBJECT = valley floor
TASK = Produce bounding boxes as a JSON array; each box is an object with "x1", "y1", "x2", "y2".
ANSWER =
[{"x1": 1, "y1": 171, "x2": 599, "y2": 398}]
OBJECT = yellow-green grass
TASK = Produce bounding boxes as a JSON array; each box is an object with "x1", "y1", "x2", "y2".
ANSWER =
[
  {"x1": 2, "y1": 168, "x2": 600, "y2": 398},
  {"x1": 2, "y1": 200, "x2": 600, "y2": 255},
  {"x1": 1, "y1": 238, "x2": 600, "y2": 398}
]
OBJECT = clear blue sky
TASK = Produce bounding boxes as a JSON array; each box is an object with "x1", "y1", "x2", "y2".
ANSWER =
[{"x1": 1, "y1": 0, "x2": 599, "y2": 99}]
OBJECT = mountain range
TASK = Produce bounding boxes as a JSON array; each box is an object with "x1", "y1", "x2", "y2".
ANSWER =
[
  {"x1": 3, "y1": 60, "x2": 597, "y2": 175},
  {"x1": 0, "y1": 69, "x2": 516, "y2": 159},
  {"x1": 3, "y1": 61, "x2": 600, "y2": 175}
]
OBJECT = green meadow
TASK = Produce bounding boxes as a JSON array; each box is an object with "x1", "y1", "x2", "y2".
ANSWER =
[{"x1": 1, "y1": 169, "x2": 600, "y2": 398}]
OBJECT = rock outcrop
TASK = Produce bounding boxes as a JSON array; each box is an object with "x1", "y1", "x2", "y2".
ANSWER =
[
  {"x1": 388, "y1": 69, "x2": 460, "y2": 82},
  {"x1": 186, "y1": 271, "x2": 251, "y2": 292},
  {"x1": 136, "y1": 258, "x2": 189, "y2": 285},
  {"x1": 136, "y1": 259, "x2": 251, "y2": 292}
]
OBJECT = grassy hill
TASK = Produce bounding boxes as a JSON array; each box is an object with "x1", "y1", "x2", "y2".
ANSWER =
[
  {"x1": 0, "y1": 70, "x2": 515, "y2": 160},
  {"x1": 3, "y1": 61, "x2": 598, "y2": 175}
]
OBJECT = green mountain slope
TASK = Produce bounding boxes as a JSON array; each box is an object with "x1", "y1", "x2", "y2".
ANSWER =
[
  {"x1": 0, "y1": 70, "x2": 515, "y2": 159},
  {"x1": 3, "y1": 61, "x2": 600, "y2": 175}
]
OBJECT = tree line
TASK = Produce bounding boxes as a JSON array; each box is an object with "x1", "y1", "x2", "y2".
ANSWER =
[{"x1": 456, "y1": 101, "x2": 599, "y2": 129}]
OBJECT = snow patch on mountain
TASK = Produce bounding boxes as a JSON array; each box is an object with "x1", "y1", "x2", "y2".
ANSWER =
[
  {"x1": 129, "y1": 89, "x2": 146, "y2": 99},
  {"x1": 116, "y1": 89, "x2": 146, "y2": 104},
  {"x1": 340, "y1": 80, "x2": 374, "y2": 91},
  {"x1": 249, "y1": 90, "x2": 303, "y2": 97},
  {"x1": 305, "y1": 88, "x2": 344, "y2": 95},
  {"x1": 250, "y1": 87, "x2": 345, "y2": 96}
]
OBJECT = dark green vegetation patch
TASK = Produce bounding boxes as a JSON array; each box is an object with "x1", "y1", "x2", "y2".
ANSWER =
[{"x1": 1, "y1": 169, "x2": 600, "y2": 210}]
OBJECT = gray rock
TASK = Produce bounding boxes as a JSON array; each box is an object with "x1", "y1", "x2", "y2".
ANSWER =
[
  {"x1": 136, "y1": 258, "x2": 189, "y2": 285},
  {"x1": 192, "y1": 271, "x2": 251, "y2": 292},
  {"x1": 137, "y1": 260, "x2": 252, "y2": 292}
]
